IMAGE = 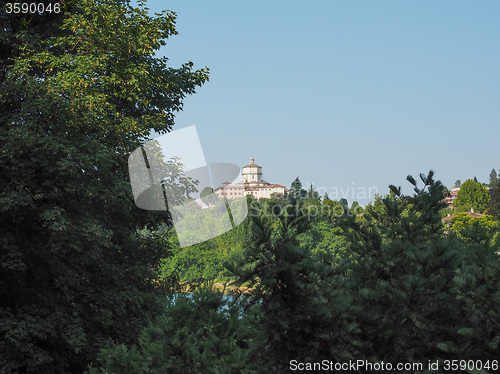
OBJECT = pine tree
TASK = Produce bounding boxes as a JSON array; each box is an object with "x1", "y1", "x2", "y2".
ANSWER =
[
  {"x1": 339, "y1": 198, "x2": 348, "y2": 208},
  {"x1": 305, "y1": 183, "x2": 320, "y2": 200},
  {"x1": 487, "y1": 183, "x2": 500, "y2": 220},
  {"x1": 489, "y1": 169, "x2": 498, "y2": 187},
  {"x1": 336, "y1": 172, "x2": 469, "y2": 362},
  {"x1": 88, "y1": 287, "x2": 263, "y2": 373},
  {"x1": 227, "y1": 200, "x2": 340, "y2": 370},
  {"x1": 289, "y1": 177, "x2": 306, "y2": 199}
]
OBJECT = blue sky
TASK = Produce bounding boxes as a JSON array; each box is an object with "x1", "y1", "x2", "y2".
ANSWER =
[{"x1": 146, "y1": 0, "x2": 499, "y2": 205}]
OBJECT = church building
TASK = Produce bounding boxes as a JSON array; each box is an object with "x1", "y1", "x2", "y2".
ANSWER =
[{"x1": 215, "y1": 157, "x2": 287, "y2": 200}]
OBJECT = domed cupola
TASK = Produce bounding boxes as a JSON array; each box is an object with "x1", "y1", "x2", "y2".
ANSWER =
[{"x1": 242, "y1": 157, "x2": 263, "y2": 185}]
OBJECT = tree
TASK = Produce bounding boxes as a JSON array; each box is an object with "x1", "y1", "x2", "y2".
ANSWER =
[
  {"x1": 489, "y1": 168, "x2": 499, "y2": 188},
  {"x1": 449, "y1": 213, "x2": 498, "y2": 244},
  {"x1": 306, "y1": 183, "x2": 320, "y2": 200},
  {"x1": 289, "y1": 177, "x2": 306, "y2": 199},
  {"x1": 454, "y1": 180, "x2": 462, "y2": 188},
  {"x1": 336, "y1": 172, "x2": 472, "y2": 362},
  {"x1": 487, "y1": 185, "x2": 500, "y2": 220},
  {"x1": 0, "y1": 1, "x2": 209, "y2": 372},
  {"x1": 88, "y1": 287, "x2": 263, "y2": 373},
  {"x1": 453, "y1": 179, "x2": 491, "y2": 213},
  {"x1": 227, "y1": 201, "x2": 339, "y2": 371},
  {"x1": 200, "y1": 186, "x2": 217, "y2": 205},
  {"x1": 350, "y1": 200, "x2": 363, "y2": 215},
  {"x1": 101, "y1": 172, "x2": 500, "y2": 371}
]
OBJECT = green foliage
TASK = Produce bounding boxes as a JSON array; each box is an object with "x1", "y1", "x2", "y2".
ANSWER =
[
  {"x1": 161, "y1": 193, "x2": 350, "y2": 288},
  {"x1": 88, "y1": 287, "x2": 263, "y2": 374},
  {"x1": 488, "y1": 186, "x2": 500, "y2": 221},
  {"x1": 321, "y1": 197, "x2": 347, "y2": 219},
  {"x1": 335, "y1": 172, "x2": 500, "y2": 363},
  {"x1": 489, "y1": 168, "x2": 498, "y2": 187},
  {"x1": 289, "y1": 177, "x2": 306, "y2": 199},
  {"x1": 336, "y1": 172, "x2": 466, "y2": 361},
  {"x1": 339, "y1": 198, "x2": 348, "y2": 207},
  {"x1": 453, "y1": 236, "x2": 500, "y2": 359},
  {"x1": 454, "y1": 179, "x2": 490, "y2": 213},
  {"x1": 306, "y1": 220, "x2": 349, "y2": 260},
  {"x1": 305, "y1": 183, "x2": 320, "y2": 200},
  {"x1": 449, "y1": 213, "x2": 499, "y2": 244},
  {"x1": 158, "y1": 197, "x2": 264, "y2": 285},
  {"x1": 200, "y1": 186, "x2": 217, "y2": 205},
  {"x1": 159, "y1": 229, "x2": 232, "y2": 284},
  {"x1": 454, "y1": 179, "x2": 462, "y2": 188},
  {"x1": 0, "y1": 1, "x2": 208, "y2": 372},
  {"x1": 93, "y1": 171, "x2": 500, "y2": 371},
  {"x1": 172, "y1": 198, "x2": 234, "y2": 247},
  {"x1": 349, "y1": 200, "x2": 363, "y2": 215},
  {"x1": 227, "y1": 199, "x2": 341, "y2": 371}
]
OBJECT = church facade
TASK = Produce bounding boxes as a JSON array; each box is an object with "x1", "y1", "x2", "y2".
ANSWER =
[{"x1": 215, "y1": 157, "x2": 287, "y2": 200}]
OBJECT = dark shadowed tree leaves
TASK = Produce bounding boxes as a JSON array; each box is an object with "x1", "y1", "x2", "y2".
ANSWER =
[
  {"x1": 487, "y1": 183, "x2": 500, "y2": 220},
  {"x1": 87, "y1": 287, "x2": 263, "y2": 374},
  {"x1": 336, "y1": 171, "x2": 500, "y2": 363},
  {"x1": 0, "y1": 0, "x2": 208, "y2": 372},
  {"x1": 89, "y1": 172, "x2": 500, "y2": 372}
]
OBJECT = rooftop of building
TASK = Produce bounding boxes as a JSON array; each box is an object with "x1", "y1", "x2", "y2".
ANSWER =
[
  {"x1": 442, "y1": 208, "x2": 485, "y2": 222},
  {"x1": 243, "y1": 157, "x2": 261, "y2": 169}
]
